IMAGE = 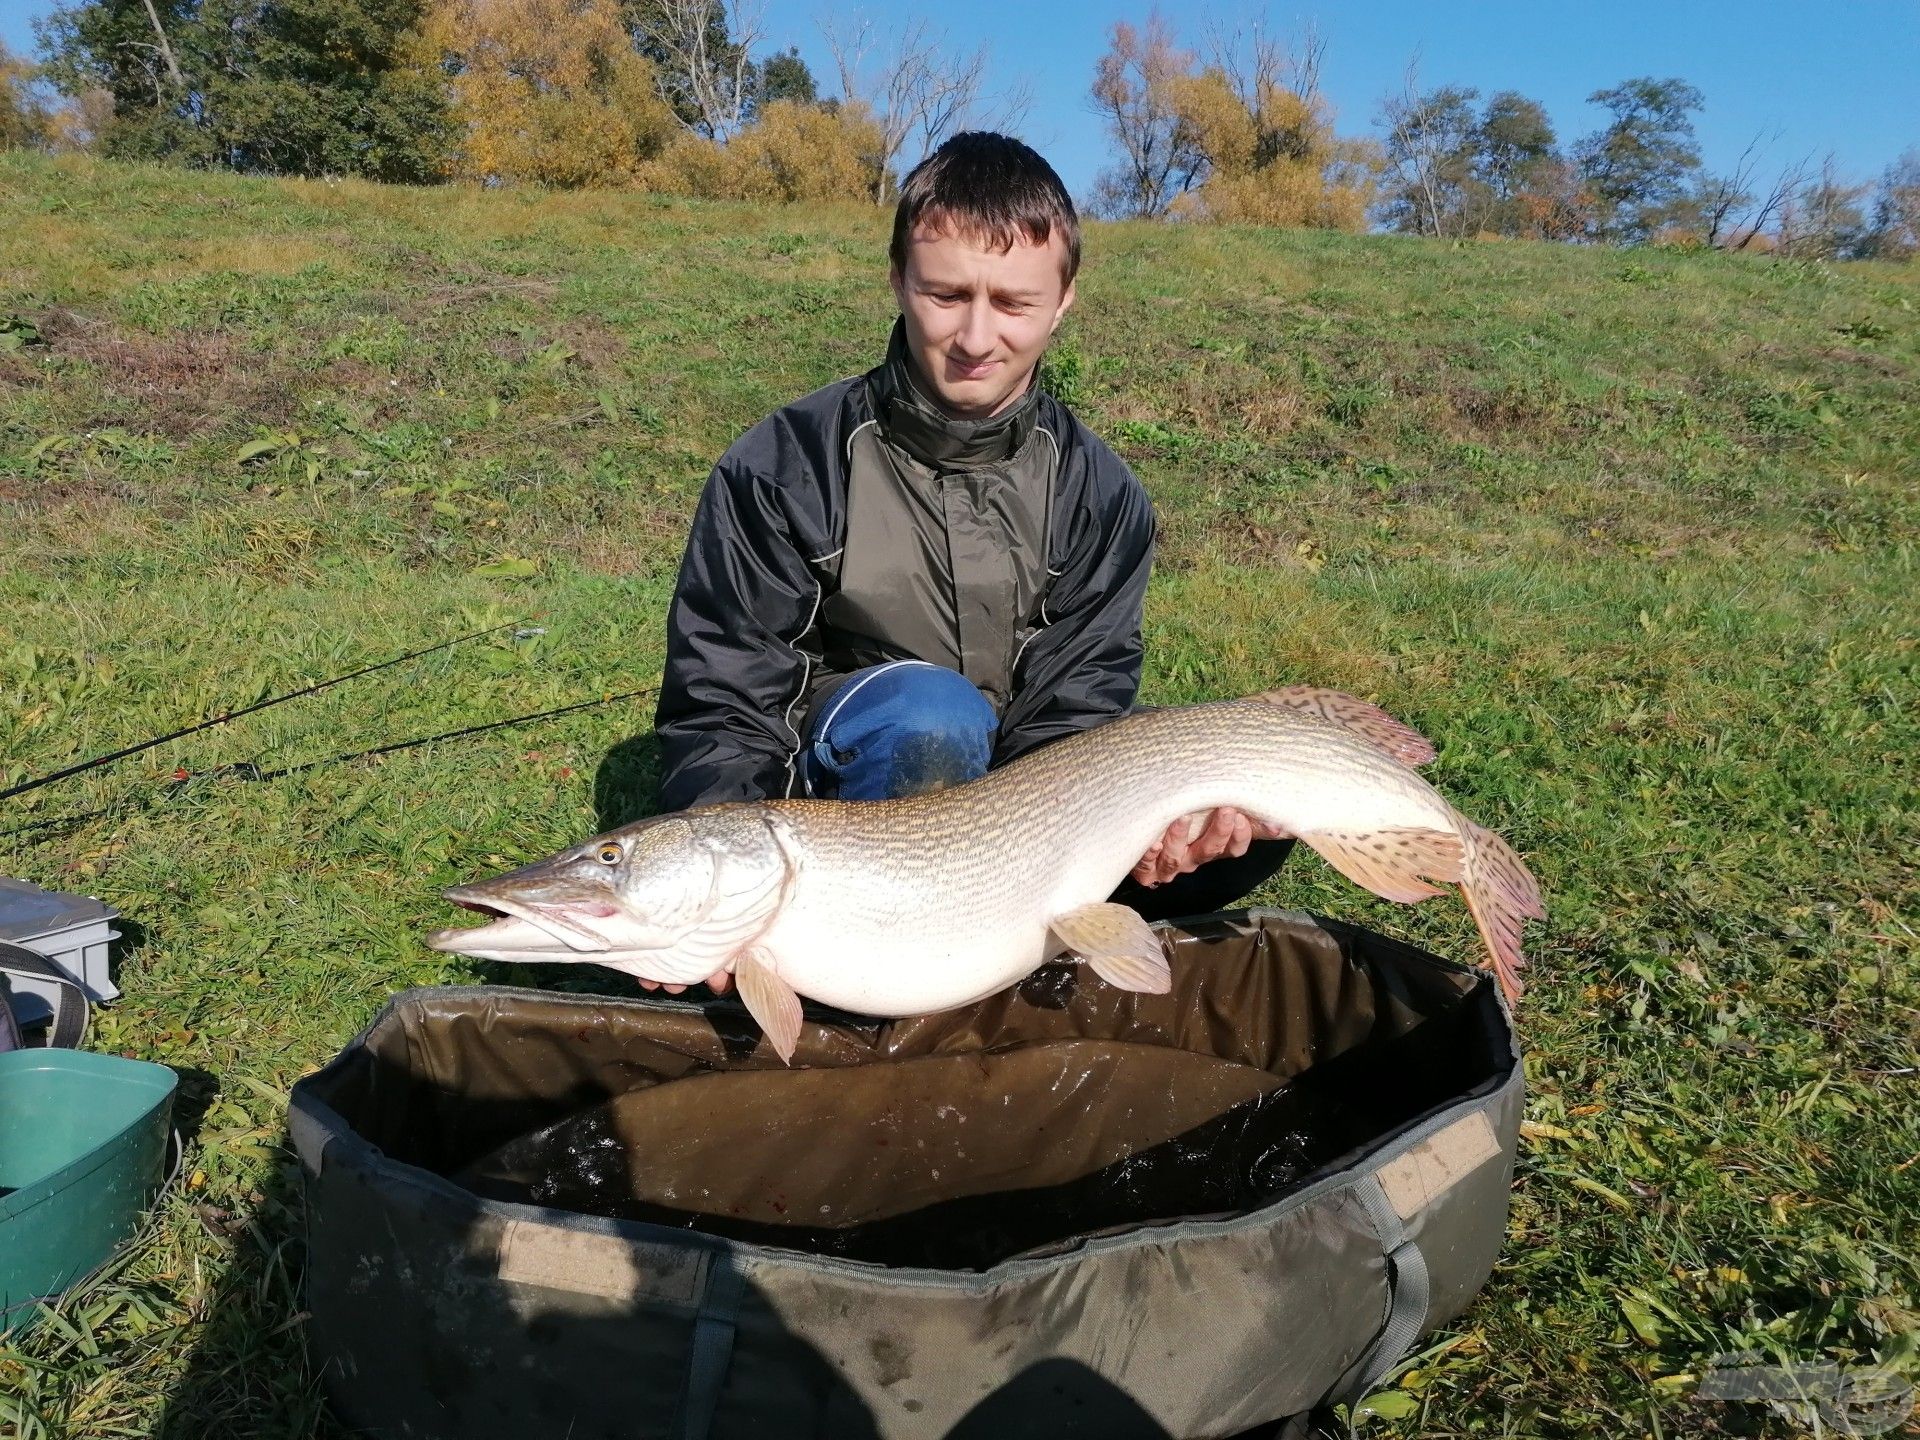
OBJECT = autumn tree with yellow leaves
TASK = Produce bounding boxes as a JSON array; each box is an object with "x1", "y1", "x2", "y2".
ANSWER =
[
  {"x1": 1090, "y1": 15, "x2": 1376, "y2": 229},
  {"x1": 642, "y1": 99, "x2": 885, "y2": 202},
  {"x1": 1168, "y1": 69, "x2": 1378, "y2": 228},
  {"x1": 2, "y1": 41, "x2": 62, "y2": 152},
  {"x1": 418, "y1": 0, "x2": 677, "y2": 187},
  {"x1": 411, "y1": 0, "x2": 880, "y2": 199}
]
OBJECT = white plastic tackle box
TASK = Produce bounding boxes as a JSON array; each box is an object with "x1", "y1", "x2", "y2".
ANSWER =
[{"x1": 0, "y1": 877, "x2": 121, "y2": 1031}]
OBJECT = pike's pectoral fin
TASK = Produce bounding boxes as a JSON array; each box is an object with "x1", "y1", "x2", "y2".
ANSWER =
[
  {"x1": 1049, "y1": 902, "x2": 1172, "y2": 994},
  {"x1": 1255, "y1": 686, "x2": 1438, "y2": 767},
  {"x1": 734, "y1": 948, "x2": 804, "y2": 1065},
  {"x1": 1299, "y1": 826, "x2": 1466, "y2": 904}
]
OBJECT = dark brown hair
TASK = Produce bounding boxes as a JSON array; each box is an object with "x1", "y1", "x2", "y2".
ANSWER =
[{"x1": 889, "y1": 132, "x2": 1081, "y2": 284}]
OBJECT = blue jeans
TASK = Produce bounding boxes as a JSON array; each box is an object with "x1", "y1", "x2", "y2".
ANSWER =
[
  {"x1": 802, "y1": 660, "x2": 997, "y2": 801},
  {"x1": 800, "y1": 662, "x2": 1292, "y2": 920}
]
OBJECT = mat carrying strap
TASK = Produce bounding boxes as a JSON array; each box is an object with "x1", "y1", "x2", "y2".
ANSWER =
[
  {"x1": 0, "y1": 939, "x2": 90, "y2": 1050},
  {"x1": 675, "y1": 1251, "x2": 748, "y2": 1440},
  {"x1": 1305, "y1": 1172, "x2": 1433, "y2": 1439}
]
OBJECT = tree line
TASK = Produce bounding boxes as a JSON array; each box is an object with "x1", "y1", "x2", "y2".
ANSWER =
[
  {"x1": 1088, "y1": 18, "x2": 1917, "y2": 260},
  {"x1": 2, "y1": 1, "x2": 1915, "y2": 259},
  {"x1": 2, "y1": 0, "x2": 1022, "y2": 201}
]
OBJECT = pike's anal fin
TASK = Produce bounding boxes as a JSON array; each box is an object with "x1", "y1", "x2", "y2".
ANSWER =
[
  {"x1": 734, "y1": 949, "x2": 804, "y2": 1065},
  {"x1": 1298, "y1": 826, "x2": 1466, "y2": 904},
  {"x1": 1050, "y1": 902, "x2": 1172, "y2": 994}
]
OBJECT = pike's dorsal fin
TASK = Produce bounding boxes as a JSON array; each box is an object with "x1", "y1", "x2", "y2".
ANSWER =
[
  {"x1": 1049, "y1": 902, "x2": 1171, "y2": 994},
  {"x1": 1254, "y1": 686, "x2": 1438, "y2": 767},
  {"x1": 1298, "y1": 826, "x2": 1466, "y2": 904},
  {"x1": 734, "y1": 948, "x2": 804, "y2": 1065}
]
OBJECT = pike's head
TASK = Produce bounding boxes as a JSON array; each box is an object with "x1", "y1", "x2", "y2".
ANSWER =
[{"x1": 426, "y1": 807, "x2": 793, "y2": 984}]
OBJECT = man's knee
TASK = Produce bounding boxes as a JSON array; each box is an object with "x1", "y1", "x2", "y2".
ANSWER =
[{"x1": 805, "y1": 661, "x2": 997, "y2": 800}]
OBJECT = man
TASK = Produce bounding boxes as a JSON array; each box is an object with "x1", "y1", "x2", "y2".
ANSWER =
[{"x1": 651, "y1": 132, "x2": 1288, "y2": 994}]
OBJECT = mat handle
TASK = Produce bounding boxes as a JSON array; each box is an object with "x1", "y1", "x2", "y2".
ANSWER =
[
  {"x1": 1316, "y1": 1174, "x2": 1433, "y2": 1435},
  {"x1": 0, "y1": 939, "x2": 91, "y2": 1050},
  {"x1": 675, "y1": 1251, "x2": 748, "y2": 1440}
]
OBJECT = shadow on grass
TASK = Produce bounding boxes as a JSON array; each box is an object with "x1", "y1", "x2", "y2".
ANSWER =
[
  {"x1": 110, "y1": 916, "x2": 156, "y2": 997},
  {"x1": 593, "y1": 731, "x2": 663, "y2": 833},
  {"x1": 152, "y1": 1125, "x2": 337, "y2": 1440}
]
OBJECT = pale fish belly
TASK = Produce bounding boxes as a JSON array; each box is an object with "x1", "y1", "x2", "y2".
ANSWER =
[
  {"x1": 759, "y1": 878, "x2": 1057, "y2": 1015},
  {"x1": 749, "y1": 701, "x2": 1469, "y2": 1016}
]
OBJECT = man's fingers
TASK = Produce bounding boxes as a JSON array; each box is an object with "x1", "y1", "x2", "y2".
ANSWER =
[
  {"x1": 1132, "y1": 832, "x2": 1172, "y2": 886},
  {"x1": 1139, "y1": 809, "x2": 1269, "y2": 886},
  {"x1": 1167, "y1": 808, "x2": 1232, "y2": 874},
  {"x1": 640, "y1": 979, "x2": 660, "y2": 991},
  {"x1": 1158, "y1": 839, "x2": 1190, "y2": 883},
  {"x1": 665, "y1": 982, "x2": 687, "y2": 994},
  {"x1": 1154, "y1": 827, "x2": 1187, "y2": 882},
  {"x1": 708, "y1": 971, "x2": 732, "y2": 995}
]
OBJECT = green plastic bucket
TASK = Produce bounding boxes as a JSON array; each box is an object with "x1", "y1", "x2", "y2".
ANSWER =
[{"x1": 0, "y1": 1048, "x2": 176, "y2": 1334}]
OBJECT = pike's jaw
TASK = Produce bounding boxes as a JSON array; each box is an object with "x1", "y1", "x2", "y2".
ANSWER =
[{"x1": 428, "y1": 895, "x2": 684, "y2": 959}]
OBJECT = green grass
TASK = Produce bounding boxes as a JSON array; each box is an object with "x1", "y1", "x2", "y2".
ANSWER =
[{"x1": 2, "y1": 149, "x2": 1917, "y2": 1439}]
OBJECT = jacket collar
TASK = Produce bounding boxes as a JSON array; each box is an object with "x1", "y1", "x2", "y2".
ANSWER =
[{"x1": 870, "y1": 317, "x2": 1041, "y2": 471}]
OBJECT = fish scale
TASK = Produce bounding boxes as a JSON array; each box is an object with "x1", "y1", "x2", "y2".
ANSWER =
[
  {"x1": 429, "y1": 689, "x2": 1546, "y2": 1063},
  {"x1": 761, "y1": 701, "x2": 1460, "y2": 1016}
]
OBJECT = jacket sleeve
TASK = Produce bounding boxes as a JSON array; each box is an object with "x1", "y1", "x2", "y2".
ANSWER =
[
  {"x1": 652, "y1": 459, "x2": 822, "y2": 811},
  {"x1": 993, "y1": 447, "x2": 1156, "y2": 764}
]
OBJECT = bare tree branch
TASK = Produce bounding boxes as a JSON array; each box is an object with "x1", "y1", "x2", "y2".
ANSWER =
[
  {"x1": 1291, "y1": 20, "x2": 1326, "y2": 110},
  {"x1": 642, "y1": 0, "x2": 765, "y2": 142},
  {"x1": 136, "y1": 0, "x2": 184, "y2": 90},
  {"x1": 1732, "y1": 150, "x2": 1812, "y2": 251},
  {"x1": 1201, "y1": 14, "x2": 1278, "y2": 111},
  {"x1": 1087, "y1": 13, "x2": 1204, "y2": 219},
  {"x1": 987, "y1": 73, "x2": 1035, "y2": 137},
  {"x1": 820, "y1": 12, "x2": 1000, "y2": 201},
  {"x1": 1698, "y1": 131, "x2": 1769, "y2": 247}
]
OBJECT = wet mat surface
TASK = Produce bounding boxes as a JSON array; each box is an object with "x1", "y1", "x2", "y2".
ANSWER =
[
  {"x1": 449, "y1": 992, "x2": 1486, "y2": 1270},
  {"x1": 316, "y1": 913, "x2": 1504, "y2": 1270}
]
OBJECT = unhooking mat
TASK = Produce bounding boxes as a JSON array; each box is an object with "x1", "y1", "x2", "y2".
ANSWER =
[{"x1": 289, "y1": 908, "x2": 1523, "y2": 1440}]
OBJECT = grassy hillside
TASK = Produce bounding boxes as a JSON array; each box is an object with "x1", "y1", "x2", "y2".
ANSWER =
[{"x1": 2, "y1": 150, "x2": 1916, "y2": 1438}]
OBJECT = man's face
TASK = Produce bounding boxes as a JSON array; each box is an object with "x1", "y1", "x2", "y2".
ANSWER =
[{"x1": 890, "y1": 221, "x2": 1076, "y2": 420}]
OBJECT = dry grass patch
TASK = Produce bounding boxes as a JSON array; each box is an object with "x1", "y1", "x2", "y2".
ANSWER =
[{"x1": 45, "y1": 310, "x2": 300, "y2": 438}]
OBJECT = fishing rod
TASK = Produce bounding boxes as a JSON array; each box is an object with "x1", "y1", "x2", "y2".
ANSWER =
[
  {"x1": 245, "y1": 682, "x2": 660, "y2": 782},
  {"x1": 0, "y1": 622, "x2": 521, "y2": 804},
  {"x1": 0, "y1": 683, "x2": 661, "y2": 843}
]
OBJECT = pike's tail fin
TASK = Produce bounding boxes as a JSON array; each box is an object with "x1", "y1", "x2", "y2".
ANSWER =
[{"x1": 1457, "y1": 818, "x2": 1546, "y2": 1004}]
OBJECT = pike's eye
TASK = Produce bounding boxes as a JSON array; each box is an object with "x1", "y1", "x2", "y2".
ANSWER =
[{"x1": 595, "y1": 843, "x2": 622, "y2": 865}]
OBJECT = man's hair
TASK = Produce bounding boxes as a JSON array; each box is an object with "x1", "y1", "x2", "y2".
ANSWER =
[{"x1": 889, "y1": 132, "x2": 1081, "y2": 284}]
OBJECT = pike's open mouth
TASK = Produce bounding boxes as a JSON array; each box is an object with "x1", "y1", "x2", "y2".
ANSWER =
[{"x1": 430, "y1": 892, "x2": 617, "y2": 954}]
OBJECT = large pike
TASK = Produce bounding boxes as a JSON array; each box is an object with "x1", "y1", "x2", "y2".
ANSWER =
[{"x1": 428, "y1": 688, "x2": 1545, "y2": 1063}]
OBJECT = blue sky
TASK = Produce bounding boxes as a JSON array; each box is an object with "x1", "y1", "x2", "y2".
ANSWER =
[{"x1": 6, "y1": 0, "x2": 1916, "y2": 204}]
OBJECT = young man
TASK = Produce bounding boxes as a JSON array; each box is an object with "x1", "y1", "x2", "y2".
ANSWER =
[{"x1": 651, "y1": 133, "x2": 1287, "y2": 993}]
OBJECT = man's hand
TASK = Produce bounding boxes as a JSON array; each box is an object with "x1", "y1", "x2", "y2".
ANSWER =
[
  {"x1": 638, "y1": 971, "x2": 733, "y2": 996},
  {"x1": 1131, "y1": 808, "x2": 1284, "y2": 887}
]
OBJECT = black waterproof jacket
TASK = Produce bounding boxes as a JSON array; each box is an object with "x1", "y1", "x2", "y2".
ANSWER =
[{"x1": 654, "y1": 335, "x2": 1157, "y2": 812}]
